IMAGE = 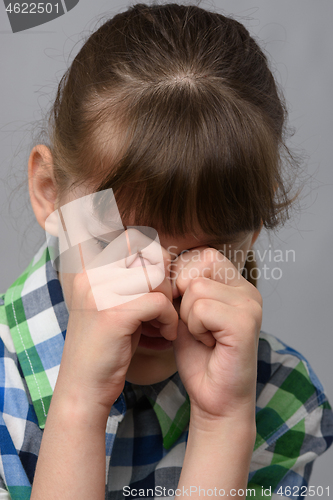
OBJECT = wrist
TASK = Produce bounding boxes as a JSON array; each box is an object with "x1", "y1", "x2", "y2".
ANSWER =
[
  {"x1": 50, "y1": 380, "x2": 117, "y2": 431},
  {"x1": 53, "y1": 360, "x2": 124, "y2": 422},
  {"x1": 188, "y1": 401, "x2": 257, "y2": 455},
  {"x1": 188, "y1": 413, "x2": 256, "y2": 448},
  {"x1": 189, "y1": 399, "x2": 256, "y2": 435}
]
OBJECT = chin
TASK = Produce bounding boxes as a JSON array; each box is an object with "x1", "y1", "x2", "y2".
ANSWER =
[{"x1": 125, "y1": 347, "x2": 177, "y2": 385}]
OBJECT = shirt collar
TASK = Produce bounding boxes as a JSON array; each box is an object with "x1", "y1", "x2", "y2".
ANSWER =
[
  {"x1": 4, "y1": 242, "x2": 68, "y2": 429},
  {"x1": 4, "y1": 242, "x2": 190, "y2": 447},
  {"x1": 135, "y1": 374, "x2": 190, "y2": 449}
]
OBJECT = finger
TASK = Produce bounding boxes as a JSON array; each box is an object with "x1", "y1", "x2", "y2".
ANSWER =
[
  {"x1": 126, "y1": 227, "x2": 168, "y2": 265},
  {"x1": 186, "y1": 298, "x2": 261, "y2": 345},
  {"x1": 84, "y1": 227, "x2": 163, "y2": 269},
  {"x1": 76, "y1": 228, "x2": 169, "y2": 308},
  {"x1": 131, "y1": 324, "x2": 143, "y2": 356},
  {"x1": 122, "y1": 292, "x2": 179, "y2": 341},
  {"x1": 178, "y1": 277, "x2": 261, "y2": 325},
  {"x1": 173, "y1": 320, "x2": 212, "y2": 360},
  {"x1": 172, "y1": 247, "x2": 246, "y2": 296},
  {"x1": 89, "y1": 227, "x2": 173, "y2": 295},
  {"x1": 60, "y1": 232, "x2": 156, "y2": 275},
  {"x1": 147, "y1": 268, "x2": 173, "y2": 302},
  {"x1": 122, "y1": 257, "x2": 173, "y2": 303},
  {"x1": 71, "y1": 238, "x2": 174, "y2": 312},
  {"x1": 84, "y1": 265, "x2": 165, "y2": 311},
  {"x1": 186, "y1": 299, "x2": 218, "y2": 347}
]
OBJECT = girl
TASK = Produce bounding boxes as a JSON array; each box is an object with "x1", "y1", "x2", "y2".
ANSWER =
[{"x1": 0, "y1": 3, "x2": 332, "y2": 500}]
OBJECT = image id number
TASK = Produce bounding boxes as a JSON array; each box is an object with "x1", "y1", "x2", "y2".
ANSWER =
[
  {"x1": 6, "y1": 3, "x2": 60, "y2": 14},
  {"x1": 277, "y1": 485, "x2": 330, "y2": 497}
]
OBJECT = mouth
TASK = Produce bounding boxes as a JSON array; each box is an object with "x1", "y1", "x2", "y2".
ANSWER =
[{"x1": 138, "y1": 321, "x2": 173, "y2": 351}]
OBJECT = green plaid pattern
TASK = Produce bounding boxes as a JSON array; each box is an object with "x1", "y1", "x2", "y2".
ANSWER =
[
  {"x1": 4, "y1": 245, "x2": 65, "y2": 429},
  {"x1": 2, "y1": 243, "x2": 190, "y2": 446},
  {"x1": 145, "y1": 386, "x2": 190, "y2": 450},
  {"x1": 0, "y1": 242, "x2": 332, "y2": 499},
  {"x1": 247, "y1": 335, "x2": 333, "y2": 497}
]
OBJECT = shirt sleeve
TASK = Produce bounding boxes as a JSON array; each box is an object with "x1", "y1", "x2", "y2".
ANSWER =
[
  {"x1": 247, "y1": 401, "x2": 333, "y2": 499},
  {"x1": 0, "y1": 465, "x2": 11, "y2": 499},
  {"x1": 247, "y1": 333, "x2": 333, "y2": 499}
]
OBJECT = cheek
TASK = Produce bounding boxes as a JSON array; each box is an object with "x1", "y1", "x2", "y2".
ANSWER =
[
  {"x1": 228, "y1": 242, "x2": 253, "y2": 271},
  {"x1": 230, "y1": 252, "x2": 247, "y2": 270}
]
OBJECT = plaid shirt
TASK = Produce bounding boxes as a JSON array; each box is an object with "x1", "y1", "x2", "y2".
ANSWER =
[{"x1": 0, "y1": 242, "x2": 332, "y2": 500}]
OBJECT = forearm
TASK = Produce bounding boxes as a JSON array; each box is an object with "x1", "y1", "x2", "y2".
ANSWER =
[
  {"x1": 31, "y1": 384, "x2": 110, "y2": 500},
  {"x1": 177, "y1": 415, "x2": 256, "y2": 500}
]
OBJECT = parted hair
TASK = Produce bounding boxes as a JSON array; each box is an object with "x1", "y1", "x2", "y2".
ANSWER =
[{"x1": 47, "y1": 3, "x2": 299, "y2": 283}]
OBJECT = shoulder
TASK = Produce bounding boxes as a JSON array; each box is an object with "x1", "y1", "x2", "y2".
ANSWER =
[
  {"x1": 257, "y1": 331, "x2": 328, "y2": 408},
  {"x1": 0, "y1": 292, "x2": 16, "y2": 354},
  {"x1": 249, "y1": 331, "x2": 333, "y2": 493}
]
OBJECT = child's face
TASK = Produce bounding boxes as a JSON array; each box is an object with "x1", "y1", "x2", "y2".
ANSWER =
[{"x1": 55, "y1": 185, "x2": 259, "y2": 385}]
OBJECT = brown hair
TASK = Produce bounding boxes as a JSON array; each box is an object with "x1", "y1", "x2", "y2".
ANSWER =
[{"x1": 47, "y1": 3, "x2": 298, "y2": 283}]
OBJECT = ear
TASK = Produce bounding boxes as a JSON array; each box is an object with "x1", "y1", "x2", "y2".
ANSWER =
[{"x1": 28, "y1": 145, "x2": 59, "y2": 235}]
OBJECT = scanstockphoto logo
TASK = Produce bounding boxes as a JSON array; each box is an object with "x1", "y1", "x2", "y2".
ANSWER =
[{"x1": 3, "y1": 0, "x2": 79, "y2": 33}]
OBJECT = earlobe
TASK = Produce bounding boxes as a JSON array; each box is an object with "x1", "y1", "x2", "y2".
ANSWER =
[{"x1": 28, "y1": 145, "x2": 58, "y2": 235}]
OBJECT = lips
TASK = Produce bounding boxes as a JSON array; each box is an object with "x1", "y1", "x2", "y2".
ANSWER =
[
  {"x1": 140, "y1": 321, "x2": 164, "y2": 337},
  {"x1": 138, "y1": 321, "x2": 173, "y2": 350}
]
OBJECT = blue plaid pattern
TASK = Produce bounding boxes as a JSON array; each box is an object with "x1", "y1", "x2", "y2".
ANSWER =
[{"x1": 0, "y1": 242, "x2": 332, "y2": 500}]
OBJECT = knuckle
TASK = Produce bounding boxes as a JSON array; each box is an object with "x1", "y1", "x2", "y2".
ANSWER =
[
  {"x1": 126, "y1": 227, "x2": 141, "y2": 238},
  {"x1": 188, "y1": 277, "x2": 209, "y2": 296},
  {"x1": 245, "y1": 299, "x2": 263, "y2": 327},
  {"x1": 191, "y1": 298, "x2": 207, "y2": 318},
  {"x1": 126, "y1": 228, "x2": 148, "y2": 252},
  {"x1": 201, "y1": 247, "x2": 221, "y2": 264},
  {"x1": 151, "y1": 291, "x2": 169, "y2": 309},
  {"x1": 174, "y1": 266, "x2": 188, "y2": 290}
]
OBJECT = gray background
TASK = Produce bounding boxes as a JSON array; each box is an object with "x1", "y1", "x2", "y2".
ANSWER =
[{"x1": 0, "y1": 0, "x2": 332, "y2": 489}]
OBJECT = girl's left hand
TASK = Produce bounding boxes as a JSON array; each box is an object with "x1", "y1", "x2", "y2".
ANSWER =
[{"x1": 171, "y1": 247, "x2": 262, "y2": 426}]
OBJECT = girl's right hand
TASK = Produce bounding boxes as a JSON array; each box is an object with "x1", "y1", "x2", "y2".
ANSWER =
[{"x1": 54, "y1": 228, "x2": 178, "y2": 420}]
